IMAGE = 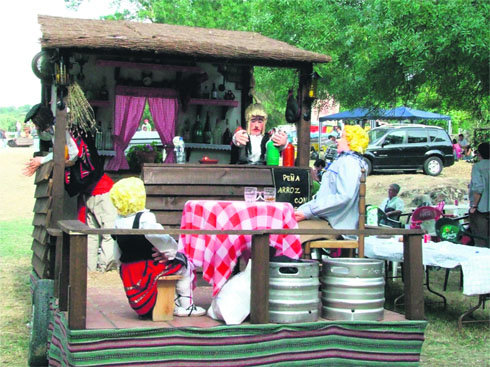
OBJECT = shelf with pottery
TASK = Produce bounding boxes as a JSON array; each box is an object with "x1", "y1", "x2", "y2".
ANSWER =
[
  {"x1": 88, "y1": 100, "x2": 111, "y2": 108},
  {"x1": 188, "y1": 99, "x2": 239, "y2": 107}
]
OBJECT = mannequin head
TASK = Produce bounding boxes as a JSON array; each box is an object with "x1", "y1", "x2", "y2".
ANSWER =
[
  {"x1": 245, "y1": 103, "x2": 268, "y2": 136},
  {"x1": 110, "y1": 177, "x2": 146, "y2": 216}
]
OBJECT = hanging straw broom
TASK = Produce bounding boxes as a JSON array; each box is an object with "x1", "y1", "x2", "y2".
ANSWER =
[{"x1": 66, "y1": 82, "x2": 98, "y2": 135}]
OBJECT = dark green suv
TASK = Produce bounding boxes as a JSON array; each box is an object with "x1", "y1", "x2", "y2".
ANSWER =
[{"x1": 363, "y1": 124, "x2": 454, "y2": 176}]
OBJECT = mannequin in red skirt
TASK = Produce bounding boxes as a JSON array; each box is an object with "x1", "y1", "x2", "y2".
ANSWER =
[{"x1": 110, "y1": 177, "x2": 205, "y2": 318}]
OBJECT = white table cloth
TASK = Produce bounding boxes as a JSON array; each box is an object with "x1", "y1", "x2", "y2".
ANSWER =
[{"x1": 365, "y1": 236, "x2": 490, "y2": 296}]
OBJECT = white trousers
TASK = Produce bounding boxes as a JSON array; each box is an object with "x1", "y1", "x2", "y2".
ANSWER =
[{"x1": 84, "y1": 192, "x2": 117, "y2": 271}]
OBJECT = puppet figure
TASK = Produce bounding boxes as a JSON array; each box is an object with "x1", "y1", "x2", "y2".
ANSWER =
[
  {"x1": 230, "y1": 103, "x2": 287, "y2": 164},
  {"x1": 110, "y1": 177, "x2": 205, "y2": 318}
]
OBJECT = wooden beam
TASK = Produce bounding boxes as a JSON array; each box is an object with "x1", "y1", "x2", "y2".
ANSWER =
[
  {"x1": 403, "y1": 234, "x2": 425, "y2": 320},
  {"x1": 358, "y1": 170, "x2": 366, "y2": 258},
  {"x1": 296, "y1": 65, "x2": 313, "y2": 167},
  {"x1": 58, "y1": 232, "x2": 70, "y2": 311},
  {"x1": 250, "y1": 234, "x2": 270, "y2": 324},
  {"x1": 68, "y1": 234, "x2": 87, "y2": 330},
  {"x1": 96, "y1": 59, "x2": 204, "y2": 73},
  {"x1": 51, "y1": 107, "x2": 67, "y2": 228}
]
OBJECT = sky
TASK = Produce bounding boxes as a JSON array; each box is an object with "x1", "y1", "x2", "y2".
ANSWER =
[{"x1": 0, "y1": 0, "x2": 124, "y2": 107}]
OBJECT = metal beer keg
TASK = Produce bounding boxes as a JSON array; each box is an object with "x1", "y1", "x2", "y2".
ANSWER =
[
  {"x1": 321, "y1": 258, "x2": 385, "y2": 321},
  {"x1": 269, "y1": 260, "x2": 320, "y2": 323}
]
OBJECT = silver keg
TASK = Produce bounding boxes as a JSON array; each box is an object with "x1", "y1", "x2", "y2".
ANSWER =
[
  {"x1": 269, "y1": 260, "x2": 320, "y2": 323},
  {"x1": 321, "y1": 258, "x2": 385, "y2": 321}
]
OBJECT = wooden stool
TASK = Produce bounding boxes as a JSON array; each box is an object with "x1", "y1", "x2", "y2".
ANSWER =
[{"x1": 152, "y1": 275, "x2": 183, "y2": 321}]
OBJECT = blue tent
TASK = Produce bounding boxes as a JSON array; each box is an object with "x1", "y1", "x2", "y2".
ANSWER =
[
  {"x1": 319, "y1": 108, "x2": 385, "y2": 121},
  {"x1": 382, "y1": 106, "x2": 450, "y2": 120},
  {"x1": 319, "y1": 106, "x2": 450, "y2": 121}
]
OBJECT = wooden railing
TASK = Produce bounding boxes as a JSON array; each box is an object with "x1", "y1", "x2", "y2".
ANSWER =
[{"x1": 53, "y1": 220, "x2": 425, "y2": 330}]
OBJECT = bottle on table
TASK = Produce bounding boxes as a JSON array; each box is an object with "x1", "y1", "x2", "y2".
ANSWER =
[
  {"x1": 266, "y1": 138, "x2": 280, "y2": 166},
  {"x1": 282, "y1": 139, "x2": 295, "y2": 167},
  {"x1": 202, "y1": 85, "x2": 209, "y2": 99},
  {"x1": 203, "y1": 112, "x2": 212, "y2": 144},
  {"x1": 211, "y1": 83, "x2": 218, "y2": 99},
  {"x1": 214, "y1": 118, "x2": 222, "y2": 145},
  {"x1": 174, "y1": 136, "x2": 186, "y2": 164},
  {"x1": 192, "y1": 114, "x2": 203, "y2": 143},
  {"x1": 222, "y1": 119, "x2": 232, "y2": 145}
]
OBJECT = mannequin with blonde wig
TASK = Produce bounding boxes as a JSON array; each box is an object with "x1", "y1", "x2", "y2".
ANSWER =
[
  {"x1": 110, "y1": 177, "x2": 206, "y2": 317},
  {"x1": 231, "y1": 103, "x2": 287, "y2": 164},
  {"x1": 294, "y1": 124, "x2": 369, "y2": 248},
  {"x1": 244, "y1": 103, "x2": 268, "y2": 135}
]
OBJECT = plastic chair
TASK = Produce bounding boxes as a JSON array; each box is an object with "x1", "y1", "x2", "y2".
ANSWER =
[
  {"x1": 436, "y1": 215, "x2": 489, "y2": 291},
  {"x1": 407, "y1": 204, "x2": 449, "y2": 235}
]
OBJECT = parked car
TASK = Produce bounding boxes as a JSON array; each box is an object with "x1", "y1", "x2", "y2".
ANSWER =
[{"x1": 363, "y1": 124, "x2": 454, "y2": 176}]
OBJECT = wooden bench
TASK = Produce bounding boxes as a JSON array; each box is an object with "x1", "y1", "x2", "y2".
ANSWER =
[
  {"x1": 153, "y1": 275, "x2": 183, "y2": 321},
  {"x1": 141, "y1": 163, "x2": 311, "y2": 228}
]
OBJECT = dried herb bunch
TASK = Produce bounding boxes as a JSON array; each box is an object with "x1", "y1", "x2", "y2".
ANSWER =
[{"x1": 66, "y1": 82, "x2": 97, "y2": 134}]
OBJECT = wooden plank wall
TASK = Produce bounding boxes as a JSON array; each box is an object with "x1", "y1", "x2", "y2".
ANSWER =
[
  {"x1": 142, "y1": 164, "x2": 277, "y2": 228},
  {"x1": 31, "y1": 162, "x2": 54, "y2": 278}
]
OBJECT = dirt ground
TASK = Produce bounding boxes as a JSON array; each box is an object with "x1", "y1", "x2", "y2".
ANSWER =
[
  {"x1": 0, "y1": 146, "x2": 472, "y2": 222},
  {"x1": 0, "y1": 146, "x2": 36, "y2": 221}
]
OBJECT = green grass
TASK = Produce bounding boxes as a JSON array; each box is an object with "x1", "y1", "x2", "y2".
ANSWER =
[
  {"x1": 0, "y1": 218, "x2": 33, "y2": 366},
  {"x1": 385, "y1": 268, "x2": 489, "y2": 366},
  {"x1": 0, "y1": 219, "x2": 488, "y2": 366}
]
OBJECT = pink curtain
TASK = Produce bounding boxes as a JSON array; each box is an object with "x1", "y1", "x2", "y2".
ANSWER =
[
  {"x1": 106, "y1": 95, "x2": 146, "y2": 171},
  {"x1": 148, "y1": 97, "x2": 178, "y2": 163}
]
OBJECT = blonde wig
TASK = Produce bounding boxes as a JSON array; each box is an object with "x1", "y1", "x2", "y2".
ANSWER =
[
  {"x1": 244, "y1": 103, "x2": 268, "y2": 135},
  {"x1": 344, "y1": 124, "x2": 369, "y2": 154},
  {"x1": 110, "y1": 177, "x2": 146, "y2": 216}
]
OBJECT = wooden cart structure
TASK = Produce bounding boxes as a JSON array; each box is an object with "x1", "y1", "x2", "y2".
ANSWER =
[{"x1": 28, "y1": 15, "x2": 427, "y2": 366}]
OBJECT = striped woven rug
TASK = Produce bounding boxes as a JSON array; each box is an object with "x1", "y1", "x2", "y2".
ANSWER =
[{"x1": 47, "y1": 307, "x2": 427, "y2": 366}]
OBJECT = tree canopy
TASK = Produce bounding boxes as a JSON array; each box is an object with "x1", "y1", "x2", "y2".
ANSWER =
[{"x1": 66, "y1": 0, "x2": 489, "y2": 130}]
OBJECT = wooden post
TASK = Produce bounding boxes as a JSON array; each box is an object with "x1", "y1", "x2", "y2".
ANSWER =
[
  {"x1": 50, "y1": 107, "x2": 67, "y2": 228},
  {"x1": 296, "y1": 65, "x2": 313, "y2": 167},
  {"x1": 240, "y1": 66, "x2": 253, "y2": 125},
  {"x1": 58, "y1": 232, "x2": 70, "y2": 311},
  {"x1": 250, "y1": 234, "x2": 270, "y2": 324},
  {"x1": 358, "y1": 169, "x2": 366, "y2": 258},
  {"x1": 403, "y1": 234, "x2": 425, "y2": 320},
  {"x1": 68, "y1": 233, "x2": 87, "y2": 330},
  {"x1": 53, "y1": 235, "x2": 63, "y2": 300}
]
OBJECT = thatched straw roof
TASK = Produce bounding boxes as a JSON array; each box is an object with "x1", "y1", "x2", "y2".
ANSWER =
[{"x1": 38, "y1": 15, "x2": 331, "y2": 67}]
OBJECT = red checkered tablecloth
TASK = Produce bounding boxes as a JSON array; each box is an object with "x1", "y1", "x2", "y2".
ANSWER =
[{"x1": 178, "y1": 200, "x2": 302, "y2": 296}]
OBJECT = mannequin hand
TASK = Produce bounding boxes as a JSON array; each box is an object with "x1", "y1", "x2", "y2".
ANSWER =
[
  {"x1": 294, "y1": 210, "x2": 306, "y2": 222},
  {"x1": 22, "y1": 157, "x2": 43, "y2": 176},
  {"x1": 151, "y1": 247, "x2": 169, "y2": 263},
  {"x1": 233, "y1": 129, "x2": 249, "y2": 146},
  {"x1": 272, "y1": 130, "x2": 288, "y2": 147}
]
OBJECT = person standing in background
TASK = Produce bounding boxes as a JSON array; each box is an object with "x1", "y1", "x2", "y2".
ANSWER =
[
  {"x1": 16, "y1": 121, "x2": 22, "y2": 137},
  {"x1": 0, "y1": 129, "x2": 6, "y2": 148},
  {"x1": 458, "y1": 133, "x2": 470, "y2": 158},
  {"x1": 141, "y1": 118, "x2": 152, "y2": 132},
  {"x1": 468, "y1": 142, "x2": 489, "y2": 246},
  {"x1": 452, "y1": 138, "x2": 462, "y2": 160}
]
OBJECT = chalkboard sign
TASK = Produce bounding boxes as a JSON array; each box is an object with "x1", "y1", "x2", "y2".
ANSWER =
[{"x1": 272, "y1": 167, "x2": 311, "y2": 208}]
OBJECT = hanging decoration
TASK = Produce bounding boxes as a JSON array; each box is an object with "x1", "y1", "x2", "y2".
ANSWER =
[{"x1": 66, "y1": 82, "x2": 98, "y2": 134}]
